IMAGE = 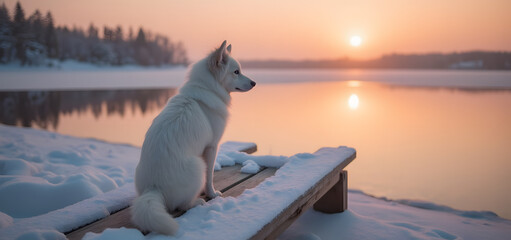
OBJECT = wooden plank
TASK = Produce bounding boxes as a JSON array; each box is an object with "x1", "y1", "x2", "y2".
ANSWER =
[
  {"x1": 241, "y1": 144, "x2": 257, "y2": 155},
  {"x1": 250, "y1": 151, "x2": 356, "y2": 240},
  {"x1": 213, "y1": 165, "x2": 250, "y2": 191},
  {"x1": 66, "y1": 208, "x2": 134, "y2": 239},
  {"x1": 313, "y1": 170, "x2": 348, "y2": 213},
  {"x1": 223, "y1": 168, "x2": 277, "y2": 198}
]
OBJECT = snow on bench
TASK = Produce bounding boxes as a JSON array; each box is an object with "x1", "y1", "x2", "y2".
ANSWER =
[{"x1": 79, "y1": 145, "x2": 356, "y2": 240}]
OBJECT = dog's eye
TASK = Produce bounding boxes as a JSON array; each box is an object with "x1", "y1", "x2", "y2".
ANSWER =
[{"x1": 234, "y1": 70, "x2": 240, "y2": 75}]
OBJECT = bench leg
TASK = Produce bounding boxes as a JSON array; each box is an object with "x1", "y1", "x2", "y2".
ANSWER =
[{"x1": 313, "y1": 170, "x2": 348, "y2": 213}]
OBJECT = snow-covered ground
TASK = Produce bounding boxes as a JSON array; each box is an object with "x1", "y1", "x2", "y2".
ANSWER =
[
  {"x1": 0, "y1": 125, "x2": 510, "y2": 240},
  {"x1": 0, "y1": 60, "x2": 187, "y2": 91}
]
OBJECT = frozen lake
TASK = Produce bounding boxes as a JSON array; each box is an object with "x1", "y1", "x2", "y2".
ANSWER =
[{"x1": 1, "y1": 68, "x2": 511, "y2": 219}]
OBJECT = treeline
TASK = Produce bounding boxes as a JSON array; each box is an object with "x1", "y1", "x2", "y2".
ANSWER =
[
  {"x1": 0, "y1": 2, "x2": 188, "y2": 67},
  {"x1": 242, "y1": 51, "x2": 511, "y2": 70}
]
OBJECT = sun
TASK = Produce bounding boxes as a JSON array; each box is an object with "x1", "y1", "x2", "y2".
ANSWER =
[{"x1": 350, "y1": 36, "x2": 362, "y2": 47}]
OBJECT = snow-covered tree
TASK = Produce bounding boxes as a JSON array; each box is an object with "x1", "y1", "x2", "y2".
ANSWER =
[
  {"x1": 1, "y1": 2, "x2": 188, "y2": 66},
  {"x1": 28, "y1": 10, "x2": 44, "y2": 43},
  {"x1": 24, "y1": 40, "x2": 46, "y2": 65},
  {"x1": 23, "y1": 9, "x2": 48, "y2": 65}
]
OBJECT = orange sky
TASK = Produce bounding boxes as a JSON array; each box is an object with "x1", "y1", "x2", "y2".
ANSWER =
[{"x1": 5, "y1": 0, "x2": 511, "y2": 61}]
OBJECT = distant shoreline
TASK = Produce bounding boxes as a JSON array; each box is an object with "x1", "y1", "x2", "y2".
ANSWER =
[
  {"x1": 0, "y1": 60, "x2": 186, "y2": 72},
  {"x1": 240, "y1": 51, "x2": 511, "y2": 70}
]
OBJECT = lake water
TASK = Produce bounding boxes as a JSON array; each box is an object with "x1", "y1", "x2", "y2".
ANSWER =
[{"x1": 1, "y1": 69, "x2": 510, "y2": 219}]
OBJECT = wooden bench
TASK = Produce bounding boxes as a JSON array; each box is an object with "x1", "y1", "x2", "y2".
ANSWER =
[{"x1": 66, "y1": 144, "x2": 356, "y2": 240}]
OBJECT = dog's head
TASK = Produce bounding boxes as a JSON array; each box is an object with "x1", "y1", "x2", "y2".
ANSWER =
[{"x1": 208, "y1": 41, "x2": 256, "y2": 93}]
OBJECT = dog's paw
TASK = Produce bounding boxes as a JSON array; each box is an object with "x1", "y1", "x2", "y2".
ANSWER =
[{"x1": 207, "y1": 190, "x2": 222, "y2": 199}]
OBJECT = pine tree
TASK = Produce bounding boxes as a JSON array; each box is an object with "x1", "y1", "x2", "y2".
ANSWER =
[
  {"x1": 13, "y1": 1, "x2": 28, "y2": 64},
  {"x1": 0, "y1": 3, "x2": 9, "y2": 23},
  {"x1": 103, "y1": 26, "x2": 113, "y2": 41},
  {"x1": 134, "y1": 27, "x2": 150, "y2": 65},
  {"x1": 114, "y1": 25, "x2": 123, "y2": 42},
  {"x1": 128, "y1": 26, "x2": 133, "y2": 42},
  {"x1": 174, "y1": 41, "x2": 188, "y2": 65},
  {"x1": 135, "y1": 27, "x2": 146, "y2": 46},
  {"x1": 44, "y1": 11, "x2": 58, "y2": 58},
  {"x1": 87, "y1": 23, "x2": 98, "y2": 39},
  {"x1": 28, "y1": 9, "x2": 43, "y2": 43},
  {"x1": 0, "y1": 2, "x2": 13, "y2": 62}
]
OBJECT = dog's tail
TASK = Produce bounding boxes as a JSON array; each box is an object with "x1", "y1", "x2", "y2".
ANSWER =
[{"x1": 131, "y1": 189, "x2": 178, "y2": 236}]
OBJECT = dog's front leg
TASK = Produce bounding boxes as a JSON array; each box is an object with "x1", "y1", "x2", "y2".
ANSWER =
[{"x1": 203, "y1": 145, "x2": 222, "y2": 198}]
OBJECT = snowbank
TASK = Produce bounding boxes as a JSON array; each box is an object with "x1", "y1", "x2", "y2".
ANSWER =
[
  {"x1": 280, "y1": 189, "x2": 511, "y2": 240},
  {"x1": 0, "y1": 125, "x2": 139, "y2": 219},
  {"x1": 1, "y1": 125, "x2": 510, "y2": 240},
  {"x1": 0, "y1": 125, "x2": 141, "y2": 239}
]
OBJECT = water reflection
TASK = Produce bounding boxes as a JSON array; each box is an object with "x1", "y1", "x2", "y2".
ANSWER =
[{"x1": 0, "y1": 89, "x2": 176, "y2": 129}]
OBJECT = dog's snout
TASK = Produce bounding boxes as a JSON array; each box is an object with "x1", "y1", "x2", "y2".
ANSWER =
[{"x1": 250, "y1": 81, "x2": 256, "y2": 87}]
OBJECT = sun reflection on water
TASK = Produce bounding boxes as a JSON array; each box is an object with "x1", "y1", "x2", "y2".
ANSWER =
[{"x1": 348, "y1": 94, "x2": 359, "y2": 109}]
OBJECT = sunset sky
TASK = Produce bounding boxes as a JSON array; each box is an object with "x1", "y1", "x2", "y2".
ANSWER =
[{"x1": 4, "y1": 0, "x2": 511, "y2": 61}]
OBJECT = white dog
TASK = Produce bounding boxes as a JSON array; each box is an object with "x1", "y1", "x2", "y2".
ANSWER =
[{"x1": 131, "y1": 41, "x2": 255, "y2": 235}]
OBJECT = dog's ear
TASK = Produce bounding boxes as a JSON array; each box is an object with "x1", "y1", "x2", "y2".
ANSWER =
[
  {"x1": 227, "y1": 44, "x2": 232, "y2": 54},
  {"x1": 210, "y1": 40, "x2": 229, "y2": 67}
]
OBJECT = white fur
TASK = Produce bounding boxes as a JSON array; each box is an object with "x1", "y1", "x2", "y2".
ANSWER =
[{"x1": 131, "y1": 41, "x2": 255, "y2": 235}]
